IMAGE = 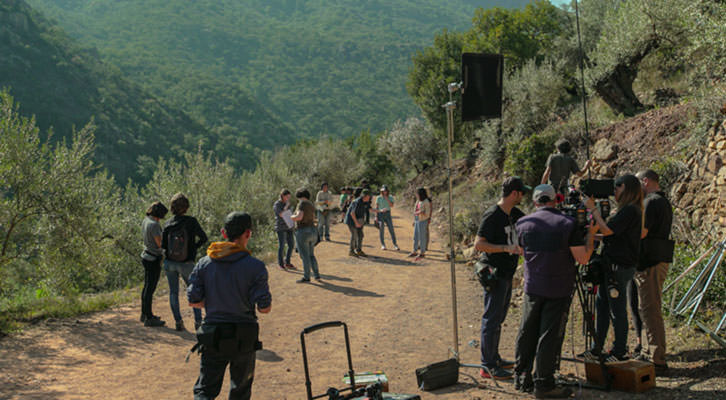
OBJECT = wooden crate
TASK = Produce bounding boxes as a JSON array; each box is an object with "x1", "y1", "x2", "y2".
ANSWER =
[{"x1": 585, "y1": 359, "x2": 655, "y2": 393}]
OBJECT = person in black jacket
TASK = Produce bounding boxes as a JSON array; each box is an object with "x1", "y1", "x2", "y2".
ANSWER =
[
  {"x1": 162, "y1": 193, "x2": 208, "y2": 331},
  {"x1": 588, "y1": 175, "x2": 643, "y2": 361}
]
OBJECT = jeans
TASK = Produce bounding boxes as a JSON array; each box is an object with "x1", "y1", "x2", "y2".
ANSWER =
[
  {"x1": 317, "y1": 211, "x2": 331, "y2": 239},
  {"x1": 348, "y1": 224, "x2": 364, "y2": 252},
  {"x1": 412, "y1": 218, "x2": 429, "y2": 253},
  {"x1": 481, "y1": 277, "x2": 512, "y2": 368},
  {"x1": 595, "y1": 264, "x2": 635, "y2": 357},
  {"x1": 164, "y1": 259, "x2": 202, "y2": 324},
  {"x1": 276, "y1": 229, "x2": 294, "y2": 267},
  {"x1": 194, "y1": 345, "x2": 256, "y2": 400},
  {"x1": 377, "y1": 211, "x2": 397, "y2": 247},
  {"x1": 515, "y1": 293, "x2": 571, "y2": 390},
  {"x1": 296, "y1": 227, "x2": 319, "y2": 280},
  {"x1": 141, "y1": 257, "x2": 161, "y2": 318}
]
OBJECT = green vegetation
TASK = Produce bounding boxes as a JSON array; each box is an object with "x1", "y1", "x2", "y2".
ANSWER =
[{"x1": 26, "y1": 0, "x2": 529, "y2": 141}]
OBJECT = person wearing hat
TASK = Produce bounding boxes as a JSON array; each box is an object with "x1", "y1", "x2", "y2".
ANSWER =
[
  {"x1": 541, "y1": 139, "x2": 592, "y2": 193},
  {"x1": 373, "y1": 185, "x2": 399, "y2": 251},
  {"x1": 586, "y1": 174, "x2": 643, "y2": 362},
  {"x1": 513, "y1": 184, "x2": 598, "y2": 397},
  {"x1": 187, "y1": 212, "x2": 271, "y2": 400},
  {"x1": 473, "y1": 176, "x2": 529, "y2": 380}
]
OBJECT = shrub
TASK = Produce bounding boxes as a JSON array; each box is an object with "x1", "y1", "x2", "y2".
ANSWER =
[{"x1": 503, "y1": 132, "x2": 558, "y2": 187}]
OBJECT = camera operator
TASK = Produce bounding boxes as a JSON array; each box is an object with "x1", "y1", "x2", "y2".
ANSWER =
[
  {"x1": 513, "y1": 184, "x2": 597, "y2": 397},
  {"x1": 586, "y1": 174, "x2": 643, "y2": 361},
  {"x1": 633, "y1": 169, "x2": 673, "y2": 372},
  {"x1": 541, "y1": 139, "x2": 592, "y2": 194},
  {"x1": 474, "y1": 176, "x2": 529, "y2": 380}
]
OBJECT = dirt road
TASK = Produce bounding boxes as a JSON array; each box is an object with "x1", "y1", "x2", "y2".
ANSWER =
[{"x1": 1, "y1": 206, "x2": 724, "y2": 399}]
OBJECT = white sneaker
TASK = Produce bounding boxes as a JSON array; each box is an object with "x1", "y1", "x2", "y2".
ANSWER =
[
  {"x1": 381, "y1": 245, "x2": 387, "y2": 250},
  {"x1": 393, "y1": 245, "x2": 400, "y2": 251}
]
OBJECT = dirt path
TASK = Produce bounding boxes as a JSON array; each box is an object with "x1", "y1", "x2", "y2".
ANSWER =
[{"x1": 1, "y1": 206, "x2": 724, "y2": 399}]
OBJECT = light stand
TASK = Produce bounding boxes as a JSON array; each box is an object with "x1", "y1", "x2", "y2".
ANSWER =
[
  {"x1": 443, "y1": 82, "x2": 461, "y2": 360},
  {"x1": 443, "y1": 83, "x2": 503, "y2": 387}
]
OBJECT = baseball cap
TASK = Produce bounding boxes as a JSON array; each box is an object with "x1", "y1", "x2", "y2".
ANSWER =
[
  {"x1": 533, "y1": 184, "x2": 556, "y2": 203},
  {"x1": 502, "y1": 176, "x2": 532, "y2": 195},
  {"x1": 380, "y1": 185, "x2": 388, "y2": 192},
  {"x1": 224, "y1": 211, "x2": 252, "y2": 239}
]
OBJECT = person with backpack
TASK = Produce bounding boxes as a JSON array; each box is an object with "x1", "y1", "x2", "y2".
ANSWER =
[
  {"x1": 162, "y1": 193, "x2": 208, "y2": 331},
  {"x1": 140, "y1": 201, "x2": 168, "y2": 327}
]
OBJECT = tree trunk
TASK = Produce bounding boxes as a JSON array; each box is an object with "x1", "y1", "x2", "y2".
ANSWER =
[{"x1": 594, "y1": 38, "x2": 659, "y2": 117}]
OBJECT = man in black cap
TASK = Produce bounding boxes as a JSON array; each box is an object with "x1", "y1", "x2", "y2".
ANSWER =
[
  {"x1": 187, "y1": 212, "x2": 271, "y2": 400},
  {"x1": 474, "y1": 176, "x2": 530, "y2": 380},
  {"x1": 513, "y1": 184, "x2": 597, "y2": 397}
]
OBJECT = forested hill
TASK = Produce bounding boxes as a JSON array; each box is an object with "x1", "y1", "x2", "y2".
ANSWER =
[
  {"x1": 26, "y1": 0, "x2": 529, "y2": 139},
  {"x1": 0, "y1": 0, "x2": 293, "y2": 182}
]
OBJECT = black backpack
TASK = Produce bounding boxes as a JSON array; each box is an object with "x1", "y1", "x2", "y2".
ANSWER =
[{"x1": 166, "y1": 223, "x2": 189, "y2": 262}]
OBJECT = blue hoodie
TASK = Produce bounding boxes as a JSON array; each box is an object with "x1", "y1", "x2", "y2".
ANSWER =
[{"x1": 187, "y1": 242, "x2": 271, "y2": 324}]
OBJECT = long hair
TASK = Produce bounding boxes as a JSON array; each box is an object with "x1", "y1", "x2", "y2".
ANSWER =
[
  {"x1": 416, "y1": 187, "x2": 429, "y2": 202},
  {"x1": 615, "y1": 174, "x2": 643, "y2": 210},
  {"x1": 280, "y1": 188, "x2": 291, "y2": 200}
]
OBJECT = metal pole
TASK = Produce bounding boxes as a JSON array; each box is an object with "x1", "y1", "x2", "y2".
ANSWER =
[
  {"x1": 444, "y1": 83, "x2": 460, "y2": 358},
  {"x1": 574, "y1": 0, "x2": 591, "y2": 178},
  {"x1": 687, "y1": 247, "x2": 723, "y2": 325}
]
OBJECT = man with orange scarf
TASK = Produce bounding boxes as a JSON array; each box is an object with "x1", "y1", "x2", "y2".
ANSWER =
[{"x1": 187, "y1": 212, "x2": 271, "y2": 400}]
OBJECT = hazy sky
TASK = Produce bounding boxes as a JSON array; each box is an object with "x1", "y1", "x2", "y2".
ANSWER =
[{"x1": 550, "y1": 0, "x2": 570, "y2": 6}]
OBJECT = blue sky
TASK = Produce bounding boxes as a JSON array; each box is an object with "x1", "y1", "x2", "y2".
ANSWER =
[{"x1": 550, "y1": 0, "x2": 570, "y2": 7}]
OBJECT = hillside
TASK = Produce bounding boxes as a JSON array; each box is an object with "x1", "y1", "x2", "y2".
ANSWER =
[
  {"x1": 0, "y1": 0, "x2": 293, "y2": 181},
  {"x1": 26, "y1": 0, "x2": 529, "y2": 138}
]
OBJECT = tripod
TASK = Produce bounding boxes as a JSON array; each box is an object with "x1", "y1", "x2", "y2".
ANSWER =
[{"x1": 557, "y1": 266, "x2": 613, "y2": 391}]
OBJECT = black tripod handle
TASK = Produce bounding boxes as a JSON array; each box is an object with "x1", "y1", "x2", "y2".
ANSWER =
[
  {"x1": 301, "y1": 321, "x2": 356, "y2": 400},
  {"x1": 303, "y1": 320, "x2": 344, "y2": 334}
]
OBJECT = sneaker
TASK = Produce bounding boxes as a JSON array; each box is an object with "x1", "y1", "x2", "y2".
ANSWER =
[
  {"x1": 479, "y1": 367, "x2": 513, "y2": 380},
  {"x1": 633, "y1": 343, "x2": 642, "y2": 356},
  {"x1": 499, "y1": 358, "x2": 515, "y2": 369},
  {"x1": 194, "y1": 321, "x2": 202, "y2": 331},
  {"x1": 144, "y1": 318, "x2": 166, "y2": 327},
  {"x1": 356, "y1": 250, "x2": 368, "y2": 257},
  {"x1": 296, "y1": 278, "x2": 311, "y2": 283},
  {"x1": 577, "y1": 349, "x2": 601, "y2": 361},
  {"x1": 175, "y1": 320, "x2": 185, "y2": 331},
  {"x1": 325, "y1": 237, "x2": 331, "y2": 241},
  {"x1": 605, "y1": 352, "x2": 629, "y2": 363},
  {"x1": 314, "y1": 275, "x2": 322, "y2": 281},
  {"x1": 534, "y1": 385, "x2": 573, "y2": 399},
  {"x1": 393, "y1": 245, "x2": 400, "y2": 251},
  {"x1": 514, "y1": 373, "x2": 534, "y2": 393},
  {"x1": 408, "y1": 252, "x2": 418, "y2": 257},
  {"x1": 278, "y1": 264, "x2": 286, "y2": 270},
  {"x1": 286, "y1": 263, "x2": 297, "y2": 269},
  {"x1": 349, "y1": 251, "x2": 359, "y2": 257},
  {"x1": 381, "y1": 245, "x2": 387, "y2": 250}
]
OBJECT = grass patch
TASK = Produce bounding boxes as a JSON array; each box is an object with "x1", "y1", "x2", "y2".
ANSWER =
[{"x1": 0, "y1": 287, "x2": 137, "y2": 336}]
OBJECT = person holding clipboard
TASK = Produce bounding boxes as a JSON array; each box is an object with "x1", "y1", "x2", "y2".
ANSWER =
[{"x1": 273, "y1": 189, "x2": 296, "y2": 270}]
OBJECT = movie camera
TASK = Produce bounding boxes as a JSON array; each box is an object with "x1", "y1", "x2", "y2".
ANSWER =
[{"x1": 559, "y1": 179, "x2": 615, "y2": 231}]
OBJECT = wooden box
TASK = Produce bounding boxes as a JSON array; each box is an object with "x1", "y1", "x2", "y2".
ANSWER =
[{"x1": 585, "y1": 359, "x2": 655, "y2": 393}]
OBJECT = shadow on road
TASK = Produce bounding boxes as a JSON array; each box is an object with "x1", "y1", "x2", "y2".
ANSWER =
[{"x1": 312, "y1": 280, "x2": 384, "y2": 298}]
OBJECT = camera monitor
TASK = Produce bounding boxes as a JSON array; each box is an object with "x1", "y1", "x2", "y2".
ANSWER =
[
  {"x1": 580, "y1": 179, "x2": 615, "y2": 199},
  {"x1": 461, "y1": 53, "x2": 503, "y2": 121}
]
